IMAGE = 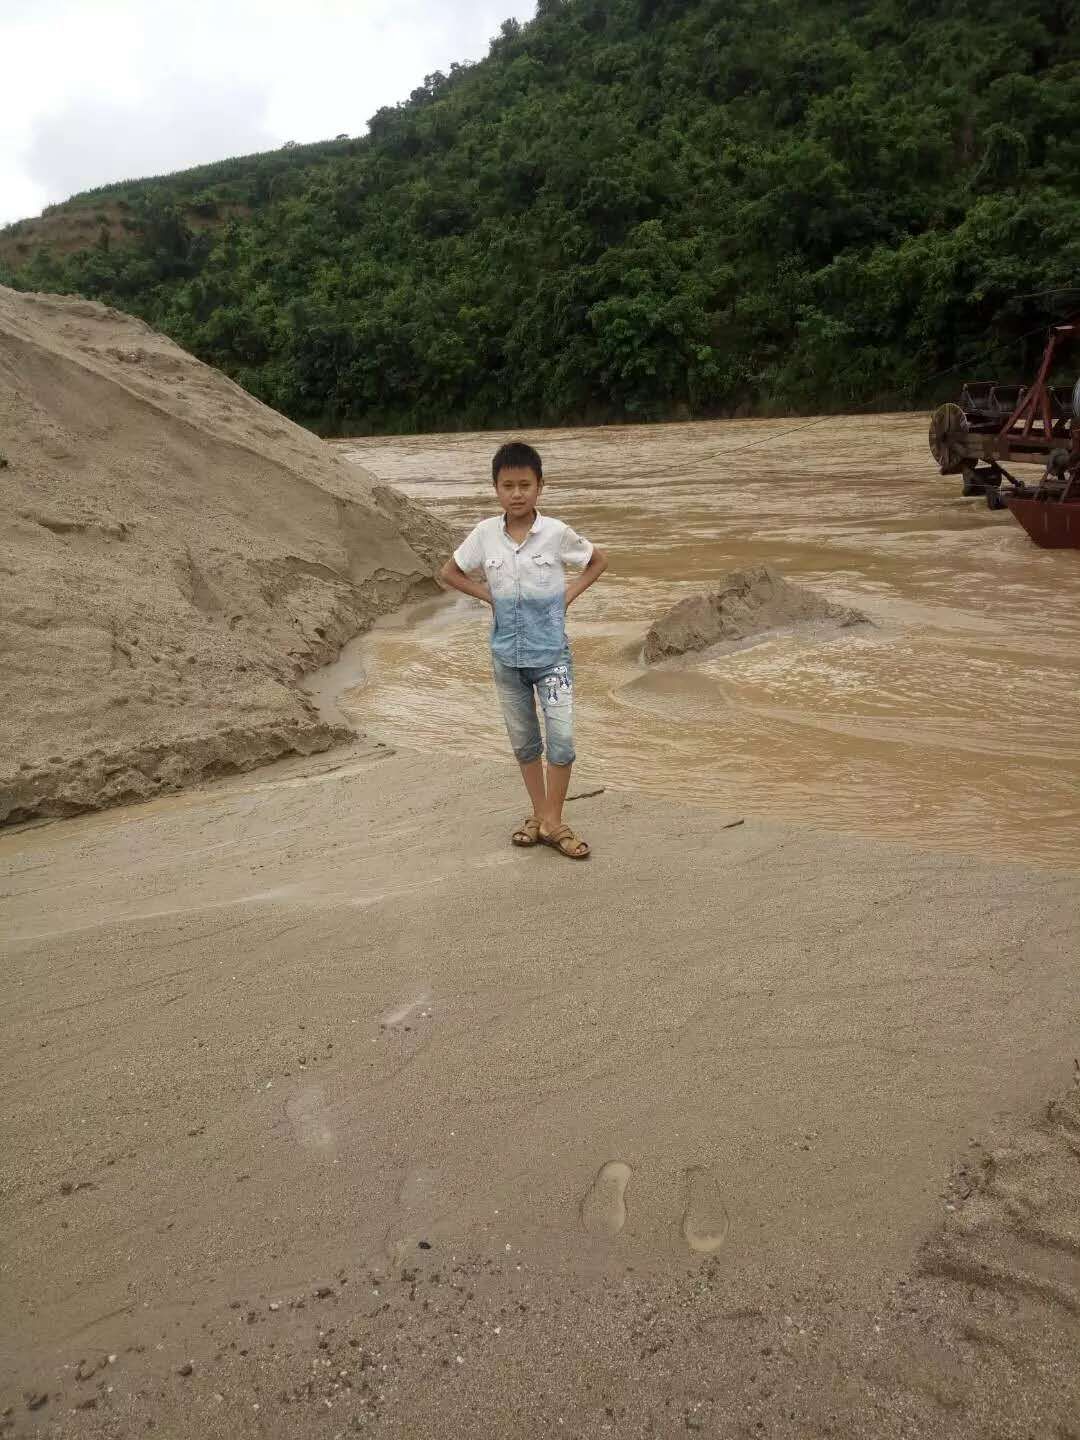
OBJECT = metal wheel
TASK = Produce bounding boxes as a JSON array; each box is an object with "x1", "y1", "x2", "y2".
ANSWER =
[{"x1": 929, "y1": 402, "x2": 968, "y2": 474}]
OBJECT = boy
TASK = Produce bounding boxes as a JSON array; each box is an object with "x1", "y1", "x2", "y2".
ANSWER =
[{"x1": 439, "y1": 441, "x2": 607, "y2": 859}]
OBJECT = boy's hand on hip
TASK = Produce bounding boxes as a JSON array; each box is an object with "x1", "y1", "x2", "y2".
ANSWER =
[{"x1": 565, "y1": 548, "x2": 608, "y2": 610}]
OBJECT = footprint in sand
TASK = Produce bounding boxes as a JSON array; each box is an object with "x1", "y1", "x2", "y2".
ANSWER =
[
  {"x1": 377, "y1": 992, "x2": 434, "y2": 1063},
  {"x1": 383, "y1": 1164, "x2": 442, "y2": 1267},
  {"x1": 580, "y1": 1161, "x2": 632, "y2": 1238},
  {"x1": 284, "y1": 1086, "x2": 337, "y2": 1156},
  {"x1": 398, "y1": 1164, "x2": 440, "y2": 1215},
  {"x1": 379, "y1": 992, "x2": 432, "y2": 1031},
  {"x1": 681, "y1": 1166, "x2": 730, "y2": 1254}
]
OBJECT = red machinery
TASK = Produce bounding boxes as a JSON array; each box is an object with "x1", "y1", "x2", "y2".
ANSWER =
[{"x1": 929, "y1": 322, "x2": 1080, "y2": 547}]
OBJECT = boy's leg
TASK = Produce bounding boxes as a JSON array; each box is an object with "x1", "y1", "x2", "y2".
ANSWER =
[
  {"x1": 518, "y1": 757, "x2": 549, "y2": 823},
  {"x1": 544, "y1": 759, "x2": 573, "y2": 831},
  {"x1": 492, "y1": 657, "x2": 547, "y2": 822},
  {"x1": 534, "y1": 652, "x2": 588, "y2": 855}
]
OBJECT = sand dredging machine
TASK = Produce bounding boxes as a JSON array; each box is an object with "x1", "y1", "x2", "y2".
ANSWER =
[{"x1": 929, "y1": 321, "x2": 1080, "y2": 547}]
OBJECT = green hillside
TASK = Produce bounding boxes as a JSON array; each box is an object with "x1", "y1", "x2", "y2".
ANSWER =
[{"x1": 4, "y1": 0, "x2": 1080, "y2": 433}]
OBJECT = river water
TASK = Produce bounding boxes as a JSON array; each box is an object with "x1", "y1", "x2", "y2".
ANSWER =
[{"x1": 336, "y1": 416, "x2": 1080, "y2": 867}]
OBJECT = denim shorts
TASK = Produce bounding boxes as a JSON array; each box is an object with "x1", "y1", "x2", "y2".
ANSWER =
[{"x1": 491, "y1": 645, "x2": 575, "y2": 767}]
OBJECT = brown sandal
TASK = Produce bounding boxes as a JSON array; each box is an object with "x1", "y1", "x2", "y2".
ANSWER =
[
  {"x1": 512, "y1": 815, "x2": 542, "y2": 847},
  {"x1": 540, "y1": 823, "x2": 590, "y2": 860}
]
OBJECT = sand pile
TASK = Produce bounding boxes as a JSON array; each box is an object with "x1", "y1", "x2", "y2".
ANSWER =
[
  {"x1": 0, "y1": 286, "x2": 451, "y2": 824},
  {"x1": 642, "y1": 565, "x2": 868, "y2": 663}
]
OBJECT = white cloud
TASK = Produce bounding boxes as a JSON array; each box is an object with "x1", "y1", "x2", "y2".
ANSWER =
[
  {"x1": 0, "y1": 0, "x2": 536, "y2": 226},
  {"x1": 25, "y1": 82, "x2": 276, "y2": 200}
]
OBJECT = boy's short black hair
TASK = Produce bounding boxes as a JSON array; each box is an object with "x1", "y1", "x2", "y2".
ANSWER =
[{"x1": 492, "y1": 441, "x2": 542, "y2": 485}]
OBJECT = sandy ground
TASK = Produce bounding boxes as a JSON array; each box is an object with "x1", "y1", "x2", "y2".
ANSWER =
[
  {"x1": 2, "y1": 742, "x2": 1078, "y2": 1437},
  {"x1": 3, "y1": 292, "x2": 1078, "y2": 1434}
]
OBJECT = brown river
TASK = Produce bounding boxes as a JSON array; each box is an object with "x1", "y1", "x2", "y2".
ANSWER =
[{"x1": 336, "y1": 415, "x2": 1080, "y2": 868}]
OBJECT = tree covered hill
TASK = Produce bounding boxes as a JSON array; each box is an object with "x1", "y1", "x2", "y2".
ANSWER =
[{"x1": 4, "y1": 0, "x2": 1080, "y2": 433}]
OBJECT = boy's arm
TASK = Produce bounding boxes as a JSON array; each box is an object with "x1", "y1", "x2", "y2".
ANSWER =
[
  {"x1": 565, "y1": 546, "x2": 608, "y2": 608},
  {"x1": 439, "y1": 558, "x2": 493, "y2": 607}
]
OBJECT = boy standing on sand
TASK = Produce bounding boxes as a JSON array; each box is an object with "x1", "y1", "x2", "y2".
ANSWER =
[{"x1": 440, "y1": 441, "x2": 608, "y2": 859}]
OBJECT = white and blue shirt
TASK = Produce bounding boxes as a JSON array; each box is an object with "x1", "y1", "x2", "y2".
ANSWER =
[{"x1": 453, "y1": 511, "x2": 594, "y2": 669}]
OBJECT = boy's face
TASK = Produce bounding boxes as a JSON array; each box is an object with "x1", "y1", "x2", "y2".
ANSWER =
[{"x1": 494, "y1": 465, "x2": 543, "y2": 520}]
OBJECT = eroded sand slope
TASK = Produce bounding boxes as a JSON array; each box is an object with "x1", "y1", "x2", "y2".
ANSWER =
[{"x1": 0, "y1": 287, "x2": 450, "y2": 823}]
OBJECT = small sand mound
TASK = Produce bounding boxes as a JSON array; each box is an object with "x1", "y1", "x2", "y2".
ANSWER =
[
  {"x1": 642, "y1": 565, "x2": 869, "y2": 664},
  {"x1": 0, "y1": 286, "x2": 452, "y2": 824}
]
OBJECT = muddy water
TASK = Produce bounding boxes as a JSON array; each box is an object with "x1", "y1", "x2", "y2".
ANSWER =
[{"x1": 336, "y1": 416, "x2": 1080, "y2": 866}]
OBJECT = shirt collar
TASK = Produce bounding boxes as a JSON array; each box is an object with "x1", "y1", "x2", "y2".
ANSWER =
[{"x1": 501, "y1": 509, "x2": 543, "y2": 537}]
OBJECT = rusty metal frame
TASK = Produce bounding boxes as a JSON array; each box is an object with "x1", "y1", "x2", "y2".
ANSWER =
[
  {"x1": 996, "y1": 322, "x2": 1080, "y2": 462},
  {"x1": 934, "y1": 320, "x2": 1080, "y2": 546}
]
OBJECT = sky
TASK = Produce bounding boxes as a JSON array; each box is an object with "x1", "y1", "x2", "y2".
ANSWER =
[{"x1": 0, "y1": 0, "x2": 537, "y2": 227}]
